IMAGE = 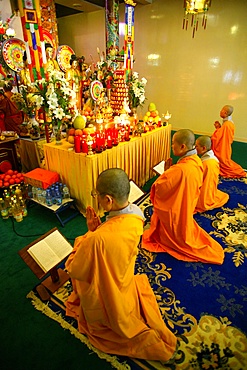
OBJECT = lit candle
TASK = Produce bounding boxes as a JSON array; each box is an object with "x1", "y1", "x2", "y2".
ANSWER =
[
  {"x1": 74, "y1": 135, "x2": 81, "y2": 153},
  {"x1": 81, "y1": 135, "x2": 88, "y2": 153}
]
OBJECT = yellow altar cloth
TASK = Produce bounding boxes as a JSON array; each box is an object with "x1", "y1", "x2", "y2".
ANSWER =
[{"x1": 43, "y1": 125, "x2": 171, "y2": 216}]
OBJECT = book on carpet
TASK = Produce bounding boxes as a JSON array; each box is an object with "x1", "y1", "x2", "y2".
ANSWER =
[
  {"x1": 153, "y1": 160, "x2": 165, "y2": 176},
  {"x1": 27, "y1": 228, "x2": 73, "y2": 273},
  {"x1": 129, "y1": 180, "x2": 145, "y2": 203}
]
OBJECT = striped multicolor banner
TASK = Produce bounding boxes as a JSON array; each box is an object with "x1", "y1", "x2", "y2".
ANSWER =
[
  {"x1": 18, "y1": 0, "x2": 45, "y2": 81},
  {"x1": 124, "y1": 3, "x2": 135, "y2": 82}
]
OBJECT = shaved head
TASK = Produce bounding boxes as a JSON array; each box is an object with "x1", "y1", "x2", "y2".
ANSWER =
[
  {"x1": 173, "y1": 129, "x2": 195, "y2": 150},
  {"x1": 196, "y1": 135, "x2": 211, "y2": 151},
  {"x1": 96, "y1": 168, "x2": 130, "y2": 205},
  {"x1": 223, "y1": 105, "x2": 233, "y2": 116}
]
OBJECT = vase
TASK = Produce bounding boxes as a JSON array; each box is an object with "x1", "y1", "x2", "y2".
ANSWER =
[
  {"x1": 28, "y1": 115, "x2": 40, "y2": 140},
  {"x1": 53, "y1": 125, "x2": 62, "y2": 145}
]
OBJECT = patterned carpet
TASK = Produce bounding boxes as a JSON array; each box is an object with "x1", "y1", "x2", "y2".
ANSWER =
[{"x1": 28, "y1": 177, "x2": 247, "y2": 370}]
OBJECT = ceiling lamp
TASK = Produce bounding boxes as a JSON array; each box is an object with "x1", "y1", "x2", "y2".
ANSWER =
[{"x1": 182, "y1": 0, "x2": 211, "y2": 38}]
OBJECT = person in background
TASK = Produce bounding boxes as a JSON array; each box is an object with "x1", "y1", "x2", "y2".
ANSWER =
[
  {"x1": 65, "y1": 168, "x2": 177, "y2": 362},
  {"x1": 195, "y1": 135, "x2": 229, "y2": 213},
  {"x1": 211, "y1": 105, "x2": 246, "y2": 178},
  {"x1": 0, "y1": 81, "x2": 23, "y2": 134},
  {"x1": 43, "y1": 43, "x2": 60, "y2": 77},
  {"x1": 141, "y1": 129, "x2": 224, "y2": 265}
]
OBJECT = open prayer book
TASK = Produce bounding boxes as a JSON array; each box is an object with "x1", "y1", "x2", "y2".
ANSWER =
[
  {"x1": 27, "y1": 229, "x2": 73, "y2": 273},
  {"x1": 153, "y1": 160, "x2": 165, "y2": 176},
  {"x1": 129, "y1": 180, "x2": 145, "y2": 203}
]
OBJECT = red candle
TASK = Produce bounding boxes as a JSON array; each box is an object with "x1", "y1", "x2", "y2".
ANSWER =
[
  {"x1": 74, "y1": 135, "x2": 81, "y2": 153},
  {"x1": 125, "y1": 129, "x2": 130, "y2": 141},
  {"x1": 107, "y1": 135, "x2": 112, "y2": 148},
  {"x1": 81, "y1": 135, "x2": 88, "y2": 154}
]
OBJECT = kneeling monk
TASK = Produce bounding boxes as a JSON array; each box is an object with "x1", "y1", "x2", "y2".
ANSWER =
[
  {"x1": 195, "y1": 135, "x2": 229, "y2": 213},
  {"x1": 142, "y1": 129, "x2": 224, "y2": 264},
  {"x1": 65, "y1": 168, "x2": 177, "y2": 362}
]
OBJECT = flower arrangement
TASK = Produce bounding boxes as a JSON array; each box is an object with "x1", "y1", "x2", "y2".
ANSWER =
[
  {"x1": 0, "y1": 15, "x2": 16, "y2": 42},
  {"x1": 127, "y1": 71, "x2": 147, "y2": 109},
  {"x1": 31, "y1": 69, "x2": 78, "y2": 128},
  {"x1": 11, "y1": 86, "x2": 37, "y2": 117}
]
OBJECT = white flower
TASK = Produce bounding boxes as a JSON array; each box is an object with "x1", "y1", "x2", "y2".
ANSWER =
[{"x1": 54, "y1": 107, "x2": 65, "y2": 120}]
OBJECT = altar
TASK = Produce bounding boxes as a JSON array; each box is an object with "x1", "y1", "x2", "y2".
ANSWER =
[{"x1": 43, "y1": 125, "x2": 171, "y2": 216}]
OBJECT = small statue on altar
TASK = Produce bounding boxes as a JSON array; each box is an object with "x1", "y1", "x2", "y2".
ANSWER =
[
  {"x1": 43, "y1": 43, "x2": 60, "y2": 77},
  {"x1": 65, "y1": 54, "x2": 82, "y2": 111},
  {"x1": 19, "y1": 52, "x2": 32, "y2": 88}
]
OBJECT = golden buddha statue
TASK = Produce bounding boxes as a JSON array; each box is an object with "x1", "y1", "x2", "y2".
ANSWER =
[
  {"x1": 65, "y1": 54, "x2": 82, "y2": 111},
  {"x1": 43, "y1": 43, "x2": 60, "y2": 77},
  {"x1": 19, "y1": 52, "x2": 32, "y2": 88}
]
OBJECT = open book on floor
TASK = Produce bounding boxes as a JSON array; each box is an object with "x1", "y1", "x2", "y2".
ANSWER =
[{"x1": 27, "y1": 228, "x2": 73, "y2": 273}]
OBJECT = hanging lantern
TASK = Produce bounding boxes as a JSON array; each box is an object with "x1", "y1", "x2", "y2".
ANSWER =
[{"x1": 182, "y1": 0, "x2": 212, "y2": 38}]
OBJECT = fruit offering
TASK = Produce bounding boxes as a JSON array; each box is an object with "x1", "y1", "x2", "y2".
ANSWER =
[
  {"x1": 143, "y1": 102, "x2": 162, "y2": 126},
  {"x1": 0, "y1": 170, "x2": 25, "y2": 188}
]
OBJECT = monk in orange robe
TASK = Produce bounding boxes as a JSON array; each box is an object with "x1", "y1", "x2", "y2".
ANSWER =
[
  {"x1": 65, "y1": 168, "x2": 177, "y2": 362},
  {"x1": 195, "y1": 135, "x2": 229, "y2": 213},
  {"x1": 141, "y1": 129, "x2": 224, "y2": 264},
  {"x1": 211, "y1": 105, "x2": 246, "y2": 178}
]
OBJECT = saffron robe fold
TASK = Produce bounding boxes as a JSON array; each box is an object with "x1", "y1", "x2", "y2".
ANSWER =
[
  {"x1": 211, "y1": 120, "x2": 246, "y2": 178},
  {"x1": 65, "y1": 214, "x2": 177, "y2": 361},
  {"x1": 195, "y1": 150, "x2": 229, "y2": 213},
  {"x1": 141, "y1": 154, "x2": 224, "y2": 264}
]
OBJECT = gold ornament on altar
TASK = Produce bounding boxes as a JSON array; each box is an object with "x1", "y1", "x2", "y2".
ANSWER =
[
  {"x1": 124, "y1": 0, "x2": 136, "y2": 7},
  {"x1": 163, "y1": 110, "x2": 172, "y2": 124}
]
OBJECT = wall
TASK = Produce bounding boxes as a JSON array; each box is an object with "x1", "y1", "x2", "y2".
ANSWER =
[{"x1": 57, "y1": 0, "x2": 247, "y2": 142}]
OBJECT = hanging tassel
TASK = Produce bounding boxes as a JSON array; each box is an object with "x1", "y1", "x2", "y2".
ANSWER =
[
  {"x1": 202, "y1": 13, "x2": 205, "y2": 28},
  {"x1": 182, "y1": 16, "x2": 186, "y2": 29},
  {"x1": 191, "y1": 14, "x2": 194, "y2": 27},
  {"x1": 204, "y1": 15, "x2": 207, "y2": 29},
  {"x1": 186, "y1": 17, "x2": 188, "y2": 30},
  {"x1": 192, "y1": 25, "x2": 196, "y2": 38}
]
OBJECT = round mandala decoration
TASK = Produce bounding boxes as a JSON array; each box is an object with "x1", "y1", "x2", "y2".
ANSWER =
[
  {"x1": 90, "y1": 80, "x2": 103, "y2": 101},
  {"x1": 57, "y1": 45, "x2": 75, "y2": 72},
  {"x1": 2, "y1": 38, "x2": 26, "y2": 72}
]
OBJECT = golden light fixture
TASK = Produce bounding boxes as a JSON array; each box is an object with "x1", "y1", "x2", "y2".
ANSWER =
[{"x1": 182, "y1": 0, "x2": 212, "y2": 38}]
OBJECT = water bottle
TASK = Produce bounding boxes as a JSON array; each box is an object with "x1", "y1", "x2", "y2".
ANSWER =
[
  {"x1": 41, "y1": 189, "x2": 47, "y2": 204},
  {"x1": 55, "y1": 190, "x2": 62, "y2": 206},
  {"x1": 28, "y1": 185, "x2": 33, "y2": 198},
  {"x1": 37, "y1": 188, "x2": 43, "y2": 203},
  {"x1": 32, "y1": 186, "x2": 37, "y2": 200},
  {"x1": 45, "y1": 189, "x2": 53, "y2": 206},
  {"x1": 62, "y1": 184, "x2": 70, "y2": 199},
  {"x1": 51, "y1": 186, "x2": 56, "y2": 204}
]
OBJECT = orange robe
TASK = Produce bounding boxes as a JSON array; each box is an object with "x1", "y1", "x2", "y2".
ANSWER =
[
  {"x1": 195, "y1": 150, "x2": 229, "y2": 213},
  {"x1": 65, "y1": 213, "x2": 177, "y2": 361},
  {"x1": 211, "y1": 120, "x2": 246, "y2": 178},
  {"x1": 141, "y1": 153, "x2": 224, "y2": 264}
]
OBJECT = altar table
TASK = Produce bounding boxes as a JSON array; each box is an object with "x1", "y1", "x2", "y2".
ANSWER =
[
  {"x1": 43, "y1": 125, "x2": 171, "y2": 216},
  {"x1": 19, "y1": 137, "x2": 47, "y2": 172}
]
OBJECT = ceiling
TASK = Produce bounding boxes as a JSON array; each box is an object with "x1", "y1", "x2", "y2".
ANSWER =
[{"x1": 55, "y1": 0, "x2": 152, "y2": 18}]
